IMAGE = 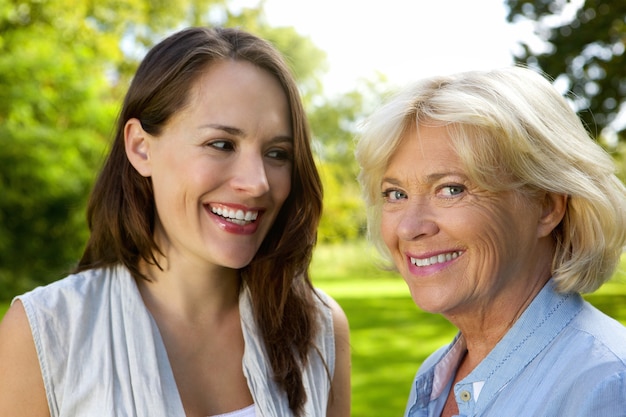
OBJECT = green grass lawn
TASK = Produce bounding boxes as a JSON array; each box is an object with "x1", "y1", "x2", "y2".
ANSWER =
[{"x1": 1, "y1": 241, "x2": 625, "y2": 417}]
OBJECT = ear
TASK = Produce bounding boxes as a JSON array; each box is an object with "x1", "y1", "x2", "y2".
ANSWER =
[
  {"x1": 124, "y1": 118, "x2": 152, "y2": 177},
  {"x1": 537, "y1": 192, "x2": 568, "y2": 238}
]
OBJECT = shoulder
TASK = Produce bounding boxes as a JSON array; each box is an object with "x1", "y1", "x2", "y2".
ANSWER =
[
  {"x1": 18, "y1": 266, "x2": 126, "y2": 317},
  {"x1": 15, "y1": 266, "x2": 133, "y2": 366},
  {"x1": 570, "y1": 300, "x2": 626, "y2": 364},
  {"x1": 529, "y1": 300, "x2": 626, "y2": 397},
  {"x1": 310, "y1": 288, "x2": 351, "y2": 374},
  {"x1": 314, "y1": 291, "x2": 351, "y2": 417},
  {"x1": 0, "y1": 268, "x2": 114, "y2": 416},
  {"x1": 321, "y1": 291, "x2": 349, "y2": 334},
  {"x1": 0, "y1": 300, "x2": 50, "y2": 416},
  {"x1": 314, "y1": 288, "x2": 349, "y2": 342},
  {"x1": 556, "y1": 366, "x2": 626, "y2": 416},
  {"x1": 326, "y1": 293, "x2": 350, "y2": 365}
]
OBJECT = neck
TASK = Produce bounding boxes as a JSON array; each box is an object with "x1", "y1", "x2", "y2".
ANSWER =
[
  {"x1": 449, "y1": 270, "x2": 551, "y2": 369},
  {"x1": 136, "y1": 255, "x2": 241, "y2": 325}
]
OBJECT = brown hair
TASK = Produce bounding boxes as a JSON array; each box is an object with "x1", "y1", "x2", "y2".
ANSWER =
[{"x1": 76, "y1": 26, "x2": 324, "y2": 415}]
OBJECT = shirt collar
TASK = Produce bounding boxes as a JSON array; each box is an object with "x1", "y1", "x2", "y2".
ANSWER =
[{"x1": 462, "y1": 279, "x2": 584, "y2": 405}]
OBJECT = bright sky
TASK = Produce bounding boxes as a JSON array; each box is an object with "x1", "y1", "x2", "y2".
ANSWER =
[{"x1": 254, "y1": 0, "x2": 531, "y2": 95}]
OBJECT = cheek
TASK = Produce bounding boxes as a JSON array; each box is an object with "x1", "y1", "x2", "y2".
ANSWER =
[
  {"x1": 465, "y1": 206, "x2": 522, "y2": 270},
  {"x1": 380, "y1": 211, "x2": 400, "y2": 250},
  {"x1": 151, "y1": 149, "x2": 194, "y2": 188},
  {"x1": 268, "y1": 168, "x2": 292, "y2": 204}
]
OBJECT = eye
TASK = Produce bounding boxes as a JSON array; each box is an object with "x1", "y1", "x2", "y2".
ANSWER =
[
  {"x1": 266, "y1": 147, "x2": 293, "y2": 161},
  {"x1": 207, "y1": 140, "x2": 235, "y2": 151},
  {"x1": 439, "y1": 184, "x2": 465, "y2": 197},
  {"x1": 382, "y1": 188, "x2": 407, "y2": 202}
]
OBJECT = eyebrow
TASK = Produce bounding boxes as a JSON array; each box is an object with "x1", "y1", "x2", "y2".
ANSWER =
[
  {"x1": 199, "y1": 123, "x2": 244, "y2": 136},
  {"x1": 381, "y1": 172, "x2": 467, "y2": 185}
]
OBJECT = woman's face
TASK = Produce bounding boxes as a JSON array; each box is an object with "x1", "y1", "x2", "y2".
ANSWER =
[
  {"x1": 128, "y1": 59, "x2": 293, "y2": 271},
  {"x1": 380, "y1": 123, "x2": 551, "y2": 320}
]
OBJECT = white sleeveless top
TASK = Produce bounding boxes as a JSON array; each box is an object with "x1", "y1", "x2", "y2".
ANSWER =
[
  {"x1": 210, "y1": 404, "x2": 256, "y2": 417},
  {"x1": 16, "y1": 265, "x2": 335, "y2": 417}
]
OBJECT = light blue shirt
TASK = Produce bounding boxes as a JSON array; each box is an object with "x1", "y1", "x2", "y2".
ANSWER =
[{"x1": 404, "y1": 279, "x2": 626, "y2": 417}]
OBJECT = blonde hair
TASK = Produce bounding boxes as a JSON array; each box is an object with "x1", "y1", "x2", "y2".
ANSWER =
[{"x1": 355, "y1": 66, "x2": 626, "y2": 293}]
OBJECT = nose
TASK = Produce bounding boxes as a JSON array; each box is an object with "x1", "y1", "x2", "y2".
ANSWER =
[
  {"x1": 395, "y1": 199, "x2": 439, "y2": 241},
  {"x1": 230, "y1": 152, "x2": 270, "y2": 196}
]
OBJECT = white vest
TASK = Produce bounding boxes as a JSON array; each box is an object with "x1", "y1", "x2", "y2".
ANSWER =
[{"x1": 17, "y1": 265, "x2": 334, "y2": 416}]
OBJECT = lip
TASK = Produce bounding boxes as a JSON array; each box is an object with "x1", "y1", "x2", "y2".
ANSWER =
[
  {"x1": 206, "y1": 203, "x2": 265, "y2": 235},
  {"x1": 405, "y1": 250, "x2": 463, "y2": 276}
]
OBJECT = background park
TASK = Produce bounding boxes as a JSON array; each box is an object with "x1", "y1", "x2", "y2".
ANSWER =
[{"x1": 1, "y1": 1, "x2": 626, "y2": 416}]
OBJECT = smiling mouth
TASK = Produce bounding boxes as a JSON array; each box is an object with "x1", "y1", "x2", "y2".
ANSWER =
[
  {"x1": 410, "y1": 251, "x2": 462, "y2": 267},
  {"x1": 211, "y1": 206, "x2": 259, "y2": 226}
]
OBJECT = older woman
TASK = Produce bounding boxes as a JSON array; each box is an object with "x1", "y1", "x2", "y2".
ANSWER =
[{"x1": 355, "y1": 66, "x2": 626, "y2": 417}]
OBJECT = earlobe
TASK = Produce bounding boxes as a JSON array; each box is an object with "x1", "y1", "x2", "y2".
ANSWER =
[
  {"x1": 124, "y1": 118, "x2": 152, "y2": 177},
  {"x1": 537, "y1": 192, "x2": 568, "y2": 238}
]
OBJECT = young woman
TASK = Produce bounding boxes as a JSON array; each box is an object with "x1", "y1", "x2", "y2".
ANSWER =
[{"x1": 0, "y1": 27, "x2": 350, "y2": 417}]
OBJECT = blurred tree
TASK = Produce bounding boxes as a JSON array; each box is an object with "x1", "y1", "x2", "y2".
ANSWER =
[
  {"x1": 505, "y1": 0, "x2": 626, "y2": 142},
  {"x1": 310, "y1": 74, "x2": 394, "y2": 242},
  {"x1": 0, "y1": 0, "x2": 131, "y2": 297},
  {"x1": 221, "y1": 4, "x2": 328, "y2": 100}
]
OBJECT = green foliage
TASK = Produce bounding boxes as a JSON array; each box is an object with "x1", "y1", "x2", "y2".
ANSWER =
[
  {"x1": 0, "y1": 124, "x2": 104, "y2": 297},
  {"x1": 221, "y1": 6, "x2": 328, "y2": 100},
  {"x1": 607, "y1": 139, "x2": 626, "y2": 184},
  {"x1": 0, "y1": 0, "x2": 125, "y2": 297},
  {"x1": 311, "y1": 76, "x2": 396, "y2": 243},
  {"x1": 506, "y1": 0, "x2": 626, "y2": 141},
  {"x1": 317, "y1": 162, "x2": 366, "y2": 242}
]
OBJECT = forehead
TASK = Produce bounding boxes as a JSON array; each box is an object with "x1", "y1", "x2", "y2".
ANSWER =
[
  {"x1": 388, "y1": 123, "x2": 462, "y2": 171},
  {"x1": 192, "y1": 59, "x2": 285, "y2": 99},
  {"x1": 168, "y1": 59, "x2": 291, "y2": 131}
]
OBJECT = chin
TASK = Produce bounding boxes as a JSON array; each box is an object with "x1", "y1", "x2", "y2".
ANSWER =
[
  {"x1": 408, "y1": 290, "x2": 450, "y2": 314},
  {"x1": 413, "y1": 301, "x2": 443, "y2": 314},
  {"x1": 231, "y1": 255, "x2": 260, "y2": 269}
]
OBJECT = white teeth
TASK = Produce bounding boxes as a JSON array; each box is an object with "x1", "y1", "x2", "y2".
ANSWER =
[
  {"x1": 211, "y1": 206, "x2": 258, "y2": 224},
  {"x1": 411, "y1": 251, "x2": 461, "y2": 267}
]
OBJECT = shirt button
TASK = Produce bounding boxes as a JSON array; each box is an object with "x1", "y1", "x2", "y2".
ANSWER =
[{"x1": 460, "y1": 390, "x2": 471, "y2": 402}]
